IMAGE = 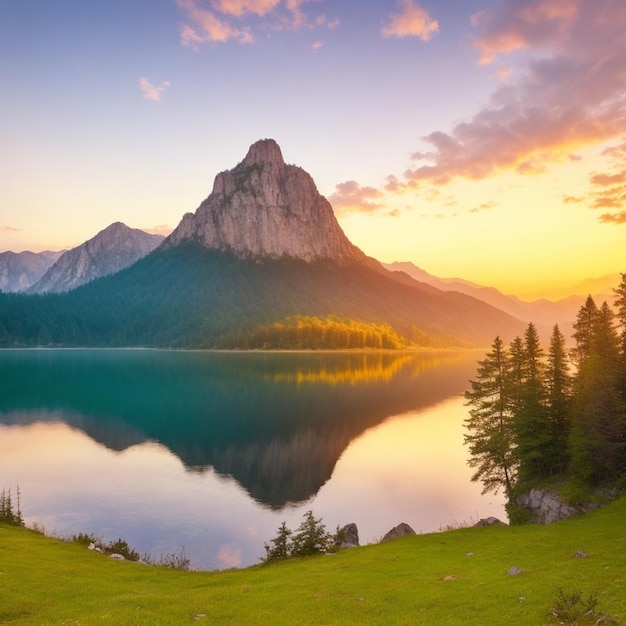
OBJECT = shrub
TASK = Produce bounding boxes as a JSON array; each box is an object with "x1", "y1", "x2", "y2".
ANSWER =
[
  {"x1": 291, "y1": 511, "x2": 335, "y2": 557},
  {"x1": 0, "y1": 486, "x2": 24, "y2": 527},
  {"x1": 263, "y1": 511, "x2": 336, "y2": 563},
  {"x1": 143, "y1": 548, "x2": 191, "y2": 571},
  {"x1": 549, "y1": 587, "x2": 618, "y2": 625},
  {"x1": 72, "y1": 533, "x2": 140, "y2": 561}
]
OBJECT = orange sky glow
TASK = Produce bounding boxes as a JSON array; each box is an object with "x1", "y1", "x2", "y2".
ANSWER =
[{"x1": 1, "y1": 0, "x2": 625, "y2": 301}]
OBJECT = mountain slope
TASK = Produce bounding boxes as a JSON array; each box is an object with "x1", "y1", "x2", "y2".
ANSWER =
[
  {"x1": 28, "y1": 222, "x2": 164, "y2": 294},
  {"x1": 0, "y1": 242, "x2": 524, "y2": 348},
  {"x1": 0, "y1": 140, "x2": 526, "y2": 348},
  {"x1": 384, "y1": 261, "x2": 585, "y2": 334},
  {"x1": 0, "y1": 250, "x2": 64, "y2": 292}
]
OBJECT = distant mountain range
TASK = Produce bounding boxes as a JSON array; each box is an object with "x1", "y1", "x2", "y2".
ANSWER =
[
  {"x1": 383, "y1": 263, "x2": 573, "y2": 338},
  {"x1": 0, "y1": 250, "x2": 64, "y2": 292},
  {"x1": 27, "y1": 222, "x2": 164, "y2": 294},
  {"x1": 0, "y1": 138, "x2": 615, "y2": 349}
]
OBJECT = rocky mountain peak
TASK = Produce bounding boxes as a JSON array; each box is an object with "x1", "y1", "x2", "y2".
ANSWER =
[
  {"x1": 28, "y1": 223, "x2": 164, "y2": 293},
  {"x1": 164, "y1": 139, "x2": 369, "y2": 265},
  {"x1": 241, "y1": 138, "x2": 284, "y2": 167}
]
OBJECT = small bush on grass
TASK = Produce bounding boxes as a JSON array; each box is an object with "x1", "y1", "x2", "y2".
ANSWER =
[
  {"x1": 549, "y1": 587, "x2": 619, "y2": 625},
  {"x1": 143, "y1": 547, "x2": 191, "y2": 571},
  {"x1": 264, "y1": 511, "x2": 336, "y2": 562},
  {"x1": 72, "y1": 533, "x2": 140, "y2": 561},
  {"x1": 1, "y1": 486, "x2": 24, "y2": 527}
]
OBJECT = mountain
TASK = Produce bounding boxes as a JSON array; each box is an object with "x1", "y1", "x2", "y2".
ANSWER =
[
  {"x1": 0, "y1": 139, "x2": 525, "y2": 348},
  {"x1": 27, "y1": 222, "x2": 164, "y2": 294},
  {"x1": 384, "y1": 261, "x2": 589, "y2": 337},
  {"x1": 0, "y1": 250, "x2": 64, "y2": 292},
  {"x1": 164, "y1": 138, "x2": 368, "y2": 265}
]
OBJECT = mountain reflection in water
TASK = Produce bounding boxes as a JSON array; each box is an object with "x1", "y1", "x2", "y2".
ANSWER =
[{"x1": 0, "y1": 350, "x2": 479, "y2": 509}]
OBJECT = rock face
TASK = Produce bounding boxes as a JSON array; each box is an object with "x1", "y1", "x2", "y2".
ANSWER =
[
  {"x1": 0, "y1": 250, "x2": 64, "y2": 292},
  {"x1": 28, "y1": 223, "x2": 164, "y2": 294},
  {"x1": 336, "y1": 523, "x2": 360, "y2": 548},
  {"x1": 515, "y1": 489, "x2": 582, "y2": 524},
  {"x1": 164, "y1": 139, "x2": 368, "y2": 264},
  {"x1": 381, "y1": 522, "x2": 416, "y2": 543},
  {"x1": 473, "y1": 516, "x2": 507, "y2": 527}
]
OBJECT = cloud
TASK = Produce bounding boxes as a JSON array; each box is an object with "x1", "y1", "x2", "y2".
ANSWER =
[
  {"x1": 599, "y1": 211, "x2": 626, "y2": 224},
  {"x1": 177, "y1": 0, "x2": 322, "y2": 46},
  {"x1": 312, "y1": 40, "x2": 323, "y2": 52},
  {"x1": 469, "y1": 200, "x2": 498, "y2": 213},
  {"x1": 217, "y1": 544, "x2": 242, "y2": 569},
  {"x1": 138, "y1": 77, "x2": 171, "y2": 102},
  {"x1": 329, "y1": 180, "x2": 384, "y2": 215},
  {"x1": 602, "y1": 140, "x2": 626, "y2": 160},
  {"x1": 590, "y1": 185, "x2": 626, "y2": 209},
  {"x1": 143, "y1": 224, "x2": 174, "y2": 236},
  {"x1": 562, "y1": 195, "x2": 583, "y2": 203},
  {"x1": 381, "y1": 0, "x2": 439, "y2": 41},
  {"x1": 402, "y1": 0, "x2": 626, "y2": 187},
  {"x1": 590, "y1": 169, "x2": 626, "y2": 186},
  {"x1": 210, "y1": 0, "x2": 280, "y2": 17},
  {"x1": 177, "y1": 0, "x2": 252, "y2": 45},
  {"x1": 495, "y1": 67, "x2": 514, "y2": 81},
  {"x1": 1, "y1": 226, "x2": 20, "y2": 233},
  {"x1": 472, "y1": 0, "x2": 581, "y2": 64}
]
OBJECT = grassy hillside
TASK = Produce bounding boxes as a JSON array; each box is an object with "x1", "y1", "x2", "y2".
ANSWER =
[{"x1": 1, "y1": 497, "x2": 624, "y2": 624}]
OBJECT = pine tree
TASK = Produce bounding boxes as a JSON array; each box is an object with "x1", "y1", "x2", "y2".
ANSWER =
[
  {"x1": 464, "y1": 336, "x2": 517, "y2": 496},
  {"x1": 614, "y1": 273, "x2": 626, "y2": 403},
  {"x1": 290, "y1": 511, "x2": 335, "y2": 557},
  {"x1": 263, "y1": 521, "x2": 293, "y2": 562},
  {"x1": 513, "y1": 323, "x2": 553, "y2": 486},
  {"x1": 569, "y1": 300, "x2": 626, "y2": 485},
  {"x1": 572, "y1": 295, "x2": 599, "y2": 366},
  {"x1": 545, "y1": 324, "x2": 572, "y2": 474}
]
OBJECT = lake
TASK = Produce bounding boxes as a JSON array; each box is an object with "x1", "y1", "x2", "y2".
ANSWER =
[{"x1": 0, "y1": 349, "x2": 505, "y2": 570}]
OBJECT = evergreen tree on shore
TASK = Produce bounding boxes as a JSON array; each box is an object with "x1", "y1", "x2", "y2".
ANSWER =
[
  {"x1": 465, "y1": 274, "x2": 626, "y2": 509},
  {"x1": 464, "y1": 336, "x2": 517, "y2": 497}
]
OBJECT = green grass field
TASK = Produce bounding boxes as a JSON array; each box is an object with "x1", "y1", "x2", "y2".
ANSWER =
[{"x1": 1, "y1": 497, "x2": 625, "y2": 625}]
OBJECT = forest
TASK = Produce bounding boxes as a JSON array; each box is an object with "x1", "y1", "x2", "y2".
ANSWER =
[
  {"x1": 0, "y1": 243, "x2": 497, "y2": 349},
  {"x1": 464, "y1": 274, "x2": 626, "y2": 520},
  {"x1": 218, "y1": 315, "x2": 407, "y2": 350}
]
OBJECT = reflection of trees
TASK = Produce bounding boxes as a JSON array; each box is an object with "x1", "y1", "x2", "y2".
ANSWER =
[{"x1": 0, "y1": 350, "x2": 479, "y2": 509}]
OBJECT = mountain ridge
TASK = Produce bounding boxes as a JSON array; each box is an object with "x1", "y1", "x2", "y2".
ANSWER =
[
  {"x1": 27, "y1": 222, "x2": 164, "y2": 294},
  {"x1": 0, "y1": 250, "x2": 64, "y2": 292},
  {"x1": 0, "y1": 139, "x2": 526, "y2": 348}
]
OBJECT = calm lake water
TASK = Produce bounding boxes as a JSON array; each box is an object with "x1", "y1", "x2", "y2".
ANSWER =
[{"x1": 0, "y1": 349, "x2": 505, "y2": 570}]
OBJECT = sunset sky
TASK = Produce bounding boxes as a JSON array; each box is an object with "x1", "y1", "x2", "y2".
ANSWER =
[{"x1": 1, "y1": 0, "x2": 625, "y2": 299}]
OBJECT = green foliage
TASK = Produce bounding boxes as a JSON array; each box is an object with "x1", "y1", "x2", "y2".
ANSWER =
[
  {"x1": 263, "y1": 511, "x2": 335, "y2": 562},
  {"x1": 226, "y1": 315, "x2": 408, "y2": 350},
  {"x1": 72, "y1": 533, "x2": 140, "y2": 561},
  {"x1": 511, "y1": 323, "x2": 554, "y2": 487},
  {"x1": 505, "y1": 502, "x2": 534, "y2": 526},
  {"x1": 291, "y1": 510, "x2": 336, "y2": 557},
  {"x1": 0, "y1": 243, "x2": 503, "y2": 350},
  {"x1": 264, "y1": 521, "x2": 293, "y2": 562},
  {"x1": 466, "y1": 274, "x2": 626, "y2": 509},
  {"x1": 71, "y1": 531, "x2": 100, "y2": 546},
  {"x1": 569, "y1": 298, "x2": 626, "y2": 485},
  {"x1": 464, "y1": 336, "x2": 517, "y2": 497},
  {"x1": 0, "y1": 486, "x2": 23, "y2": 527},
  {"x1": 142, "y1": 548, "x2": 191, "y2": 571},
  {"x1": 548, "y1": 587, "x2": 618, "y2": 625}
]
